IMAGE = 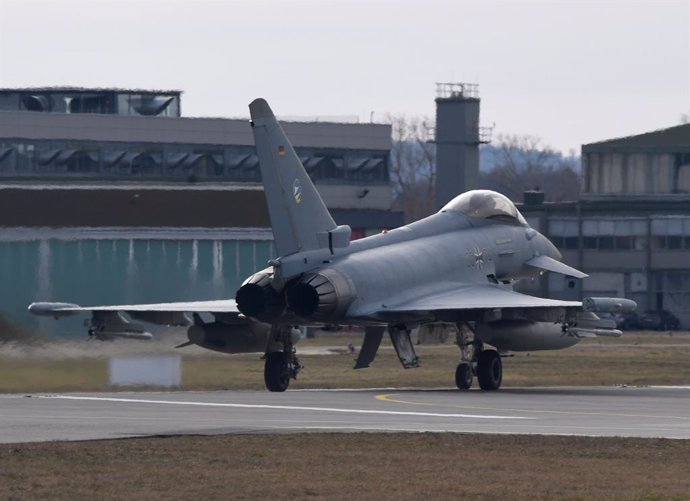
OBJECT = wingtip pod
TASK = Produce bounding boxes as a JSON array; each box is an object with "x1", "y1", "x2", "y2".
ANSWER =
[
  {"x1": 249, "y1": 98, "x2": 275, "y2": 120},
  {"x1": 28, "y1": 302, "x2": 80, "y2": 318}
]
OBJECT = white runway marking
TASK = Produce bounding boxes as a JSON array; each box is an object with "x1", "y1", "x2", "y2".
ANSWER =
[{"x1": 38, "y1": 395, "x2": 532, "y2": 420}]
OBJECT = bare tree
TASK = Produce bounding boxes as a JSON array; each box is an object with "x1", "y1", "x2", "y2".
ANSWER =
[
  {"x1": 388, "y1": 126, "x2": 580, "y2": 221},
  {"x1": 478, "y1": 134, "x2": 580, "y2": 202},
  {"x1": 388, "y1": 114, "x2": 436, "y2": 222}
]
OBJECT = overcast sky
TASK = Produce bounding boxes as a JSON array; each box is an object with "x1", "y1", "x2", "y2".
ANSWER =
[{"x1": 0, "y1": 0, "x2": 688, "y2": 153}]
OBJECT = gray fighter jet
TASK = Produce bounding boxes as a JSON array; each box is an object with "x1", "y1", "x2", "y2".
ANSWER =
[{"x1": 30, "y1": 98, "x2": 636, "y2": 392}]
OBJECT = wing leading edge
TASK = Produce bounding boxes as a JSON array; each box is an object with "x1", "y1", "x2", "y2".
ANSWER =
[{"x1": 29, "y1": 299, "x2": 239, "y2": 317}]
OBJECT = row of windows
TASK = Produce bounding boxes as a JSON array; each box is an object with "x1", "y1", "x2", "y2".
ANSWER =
[
  {"x1": 550, "y1": 234, "x2": 690, "y2": 251},
  {"x1": 0, "y1": 141, "x2": 390, "y2": 183},
  {"x1": 651, "y1": 218, "x2": 690, "y2": 235},
  {"x1": 550, "y1": 235, "x2": 648, "y2": 251},
  {"x1": 551, "y1": 218, "x2": 690, "y2": 237},
  {"x1": 550, "y1": 218, "x2": 649, "y2": 237},
  {"x1": 0, "y1": 91, "x2": 181, "y2": 117},
  {"x1": 653, "y1": 235, "x2": 690, "y2": 250}
]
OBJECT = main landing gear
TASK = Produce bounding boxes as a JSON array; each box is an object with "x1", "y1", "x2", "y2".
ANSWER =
[
  {"x1": 476, "y1": 349, "x2": 502, "y2": 391},
  {"x1": 264, "y1": 324, "x2": 302, "y2": 392},
  {"x1": 455, "y1": 322, "x2": 502, "y2": 391}
]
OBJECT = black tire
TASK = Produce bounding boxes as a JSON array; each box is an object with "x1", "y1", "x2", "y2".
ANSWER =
[
  {"x1": 455, "y1": 362, "x2": 473, "y2": 390},
  {"x1": 264, "y1": 351, "x2": 290, "y2": 392},
  {"x1": 476, "y1": 350, "x2": 502, "y2": 391}
]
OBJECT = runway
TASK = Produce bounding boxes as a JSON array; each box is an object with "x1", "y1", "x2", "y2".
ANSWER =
[{"x1": 2, "y1": 386, "x2": 689, "y2": 443}]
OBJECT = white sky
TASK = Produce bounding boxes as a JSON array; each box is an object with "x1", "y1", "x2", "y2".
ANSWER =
[{"x1": 0, "y1": 0, "x2": 688, "y2": 153}]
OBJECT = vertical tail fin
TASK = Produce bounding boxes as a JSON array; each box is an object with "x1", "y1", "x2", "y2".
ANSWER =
[{"x1": 249, "y1": 98, "x2": 350, "y2": 257}]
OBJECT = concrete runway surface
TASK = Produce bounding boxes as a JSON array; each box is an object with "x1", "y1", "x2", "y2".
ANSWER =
[{"x1": 1, "y1": 386, "x2": 689, "y2": 444}]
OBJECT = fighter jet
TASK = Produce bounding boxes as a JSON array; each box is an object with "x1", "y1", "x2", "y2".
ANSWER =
[{"x1": 30, "y1": 98, "x2": 636, "y2": 392}]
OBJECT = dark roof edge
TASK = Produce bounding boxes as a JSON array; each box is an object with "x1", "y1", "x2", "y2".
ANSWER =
[
  {"x1": 0, "y1": 87, "x2": 182, "y2": 94},
  {"x1": 582, "y1": 123, "x2": 690, "y2": 150}
]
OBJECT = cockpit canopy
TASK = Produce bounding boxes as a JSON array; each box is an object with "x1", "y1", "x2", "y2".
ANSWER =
[{"x1": 441, "y1": 189, "x2": 527, "y2": 225}]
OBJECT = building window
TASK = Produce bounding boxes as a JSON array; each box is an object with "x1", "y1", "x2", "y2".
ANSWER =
[
  {"x1": 599, "y1": 236, "x2": 615, "y2": 250},
  {"x1": 583, "y1": 237, "x2": 597, "y2": 250},
  {"x1": 0, "y1": 139, "x2": 390, "y2": 184},
  {"x1": 651, "y1": 217, "x2": 690, "y2": 250},
  {"x1": 615, "y1": 236, "x2": 632, "y2": 250},
  {"x1": 34, "y1": 144, "x2": 99, "y2": 175},
  {"x1": 130, "y1": 150, "x2": 162, "y2": 175},
  {"x1": 15, "y1": 143, "x2": 34, "y2": 173},
  {"x1": 549, "y1": 218, "x2": 579, "y2": 250},
  {"x1": 0, "y1": 145, "x2": 15, "y2": 173},
  {"x1": 579, "y1": 218, "x2": 647, "y2": 251}
]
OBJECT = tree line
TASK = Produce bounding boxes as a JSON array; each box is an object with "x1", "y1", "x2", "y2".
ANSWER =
[{"x1": 388, "y1": 115, "x2": 581, "y2": 223}]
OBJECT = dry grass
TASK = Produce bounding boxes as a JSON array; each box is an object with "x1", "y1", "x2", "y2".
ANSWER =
[
  {"x1": 0, "y1": 358, "x2": 107, "y2": 393},
  {"x1": 1, "y1": 331, "x2": 689, "y2": 393},
  {"x1": 1, "y1": 433, "x2": 689, "y2": 500}
]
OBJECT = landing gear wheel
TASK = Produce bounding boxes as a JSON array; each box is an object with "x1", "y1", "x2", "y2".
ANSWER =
[
  {"x1": 455, "y1": 362, "x2": 473, "y2": 390},
  {"x1": 476, "y1": 350, "x2": 502, "y2": 391},
  {"x1": 264, "y1": 351, "x2": 290, "y2": 392}
]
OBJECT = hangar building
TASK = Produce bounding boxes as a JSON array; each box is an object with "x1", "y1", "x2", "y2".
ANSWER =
[{"x1": 519, "y1": 123, "x2": 690, "y2": 328}]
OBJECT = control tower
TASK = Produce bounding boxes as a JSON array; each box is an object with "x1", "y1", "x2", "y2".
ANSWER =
[{"x1": 434, "y1": 83, "x2": 490, "y2": 210}]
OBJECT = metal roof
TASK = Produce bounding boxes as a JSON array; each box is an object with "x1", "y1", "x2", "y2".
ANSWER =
[
  {"x1": 0, "y1": 110, "x2": 392, "y2": 150},
  {"x1": 518, "y1": 194, "x2": 690, "y2": 217},
  {"x1": 583, "y1": 123, "x2": 690, "y2": 153}
]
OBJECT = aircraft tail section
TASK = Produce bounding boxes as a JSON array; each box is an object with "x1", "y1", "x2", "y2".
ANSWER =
[{"x1": 249, "y1": 98, "x2": 350, "y2": 257}]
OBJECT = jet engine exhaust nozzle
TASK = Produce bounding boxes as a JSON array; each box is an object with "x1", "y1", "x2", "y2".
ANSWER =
[
  {"x1": 235, "y1": 283, "x2": 266, "y2": 317},
  {"x1": 286, "y1": 268, "x2": 355, "y2": 321},
  {"x1": 235, "y1": 269, "x2": 285, "y2": 320}
]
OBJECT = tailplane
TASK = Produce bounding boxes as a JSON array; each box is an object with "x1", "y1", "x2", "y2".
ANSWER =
[{"x1": 249, "y1": 98, "x2": 350, "y2": 257}]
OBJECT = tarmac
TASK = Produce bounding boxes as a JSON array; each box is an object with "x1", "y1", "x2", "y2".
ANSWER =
[{"x1": 2, "y1": 385, "x2": 689, "y2": 443}]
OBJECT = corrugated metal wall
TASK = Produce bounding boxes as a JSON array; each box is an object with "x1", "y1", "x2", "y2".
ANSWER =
[{"x1": 1, "y1": 234, "x2": 275, "y2": 337}]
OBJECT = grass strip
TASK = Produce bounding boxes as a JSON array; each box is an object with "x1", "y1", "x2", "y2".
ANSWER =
[
  {"x1": 1, "y1": 332, "x2": 689, "y2": 393},
  {"x1": 1, "y1": 433, "x2": 689, "y2": 500}
]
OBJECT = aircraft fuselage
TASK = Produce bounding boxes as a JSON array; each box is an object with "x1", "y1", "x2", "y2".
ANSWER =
[{"x1": 239, "y1": 208, "x2": 560, "y2": 327}]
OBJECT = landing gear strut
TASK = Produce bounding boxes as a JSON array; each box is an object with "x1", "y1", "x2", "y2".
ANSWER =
[
  {"x1": 455, "y1": 322, "x2": 479, "y2": 390},
  {"x1": 264, "y1": 324, "x2": 302, "y2": 392},
  {"x1": 454, "y1": 322, "x2": 502, "y2": 391}
]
